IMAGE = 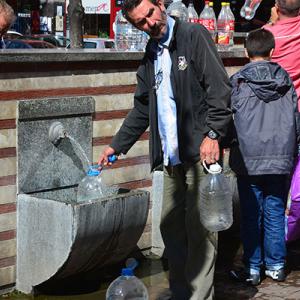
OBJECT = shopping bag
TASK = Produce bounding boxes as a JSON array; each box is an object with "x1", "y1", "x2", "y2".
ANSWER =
[{"x1": 286, "y1": 155, "x2": 300, "y2": 242}]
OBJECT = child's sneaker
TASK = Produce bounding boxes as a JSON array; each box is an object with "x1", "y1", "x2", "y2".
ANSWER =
[
  {"x1": 229, "y1": 268, "x2": 261, "y2": 286},
  {"x1": 265, "y1": 268, "x2": 286, "y2": 282}
]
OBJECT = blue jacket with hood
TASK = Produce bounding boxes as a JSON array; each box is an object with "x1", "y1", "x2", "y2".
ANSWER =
[{"x1": 229, "y1": 60, "x2": 299, "y2": 176}]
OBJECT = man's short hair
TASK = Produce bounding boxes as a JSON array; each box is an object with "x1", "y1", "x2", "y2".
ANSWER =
[
  {"x1": 0, "y1": 0, "x2": 15, "y2": 26},
  {"x1": 276, "y1": 0, "x2": 300, "y2": 17},
  {"x1": 122, "y1": 0, "x2": 157, "y2": 21},
  {"x1": 245, "y1": 28, "x2": 275, "y2": 59}
]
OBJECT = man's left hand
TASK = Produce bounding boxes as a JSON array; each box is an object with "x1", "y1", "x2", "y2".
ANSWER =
[{"x1": 200, "y1": 137, "x2": 220, "y2": 165}]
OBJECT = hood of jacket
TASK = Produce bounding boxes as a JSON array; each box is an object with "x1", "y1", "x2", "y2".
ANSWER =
[{"x1": 233, "y1": 60, "x2": 292, "y2": 102}]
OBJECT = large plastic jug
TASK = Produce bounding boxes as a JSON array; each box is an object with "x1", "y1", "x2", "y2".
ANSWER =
[
  {"x1": 199, "y1": 162, "x2": 233, "y2": 232},
  {"x1": 77, "y1": 166, "x2": 106, "y2": 203},
  {"x1": 77, "y1": 155, "x2": 118, "y2": 203},
  {"x1": 106, "y1": 259, "x2": 149, "y2": 300}
]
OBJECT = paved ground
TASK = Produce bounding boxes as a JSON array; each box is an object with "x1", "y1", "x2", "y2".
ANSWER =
[
  {"x1": 147, "y1": 231, "x2": 300, "y2": 300},
  {"x1": 2, "y1": 231, "x2": 300, "y2": 300}
]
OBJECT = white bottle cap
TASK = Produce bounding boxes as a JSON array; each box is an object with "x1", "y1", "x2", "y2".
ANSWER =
[{"x1": 209, "y1": 163, "x2": 222, "y2": 173}]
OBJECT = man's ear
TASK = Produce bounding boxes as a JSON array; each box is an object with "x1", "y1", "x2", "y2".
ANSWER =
[
  {"x1": 270, "y1": 48, "x2": 274, "y2": 57},
  {"x1": 245, "y1": 49, "x2": 249, "y2": 58},
  {"x1": 157, "y1": 0, "x2": 165, "y2": 11}
]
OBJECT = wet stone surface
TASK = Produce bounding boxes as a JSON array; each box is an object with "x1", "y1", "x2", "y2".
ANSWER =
[{"x1": 2, "y1": 234, "x2": 300, "y2": 300}]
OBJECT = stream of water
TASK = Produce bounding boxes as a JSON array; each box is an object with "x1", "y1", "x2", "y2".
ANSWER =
[{"x1": 67, "y1": 134, "x2": 92, "y2": 171}]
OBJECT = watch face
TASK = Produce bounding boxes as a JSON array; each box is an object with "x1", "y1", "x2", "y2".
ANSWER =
[{"x1": 208, "y1": 130, "x2": 218, "y2": 139}]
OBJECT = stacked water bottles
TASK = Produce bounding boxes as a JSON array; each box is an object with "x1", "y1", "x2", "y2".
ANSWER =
[
  {"x1": 217, "y1": 2, "x2": 235, "y2": 50},
  {"x1": 106, "y1": 258, "x2": 149, "y2": 300},
  {"x1": 114, "y1": 10, "x2": 149, "y2": 51}
]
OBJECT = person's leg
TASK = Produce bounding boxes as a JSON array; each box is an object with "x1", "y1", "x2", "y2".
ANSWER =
[
  {"x1": 237, "y1": 176, "x2": 264, "y2": 275},
  {"x1": 160, "y1": 165, "x2": 191, "y2": 300},
  {"x1": 263, "y1": 174, "x2": 287, "y2": 280},
  {"x1": 185, "y1": 162, "x2": 217, "y2": 300}
]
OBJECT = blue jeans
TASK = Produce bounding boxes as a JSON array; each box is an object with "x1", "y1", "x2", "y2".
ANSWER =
[{"x1": 237, "y1": 175, "x2": 287, "y2": 273}]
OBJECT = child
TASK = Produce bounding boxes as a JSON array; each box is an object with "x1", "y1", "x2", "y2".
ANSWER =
[{"x1": 229, "y1": 28, "x2": 299, "y2": 285}]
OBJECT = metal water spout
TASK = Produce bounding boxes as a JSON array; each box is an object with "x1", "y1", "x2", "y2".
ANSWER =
[{"x1": 49, "y1": 121, "x2": 67, "y2": 145}]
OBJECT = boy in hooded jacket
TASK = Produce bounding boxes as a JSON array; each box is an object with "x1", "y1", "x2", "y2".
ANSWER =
[{"x1": 229, "y1": 28, "x2": 299, "y2": 286}]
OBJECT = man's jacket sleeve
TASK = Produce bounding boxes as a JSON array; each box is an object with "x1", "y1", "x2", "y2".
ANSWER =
[
  {"x1": 193, "y1": 26, "x2": 232, "y2": 139},
  {"x1": 110, "y1": 67, "x2": 150, "y2": 155}
]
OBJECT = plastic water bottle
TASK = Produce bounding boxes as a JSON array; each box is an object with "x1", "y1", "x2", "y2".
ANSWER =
[
  {"x1": 240, "y1": 0, "x2": 263, "y2": 20},
  {"x1": 77, "y1": 155, "x2": 118, "y2": 202},
  {"x1": 199, "y1": 162, "x2": 233, "y2": 232},
  {"x1": 217, "y1": 2, "x2": 230, "y2": 50},
  {"x1": 115, "y1": 10, "x2": 146, "y2": 51},
  {"x1": 77, "y1": 166, "x2": 106, "y2": 203},
  {"x1": 199, "y1": 1, "x2": 215, "y2": 40},
  {"x1": 166, "y1": 0, "x2": 188, "y2": 22},
  {"x1": 106, "y1": 259, "x2": 149, "y2": 300},
  {"x1": 209, "y1": 2, "x2": 217, "y2": 42},
  {"x1": 225, "y1": 2, "x2": 235, "y2": 46},
  {"x1": 187, "y1": 0, "x2": 198, "y2": 23}
]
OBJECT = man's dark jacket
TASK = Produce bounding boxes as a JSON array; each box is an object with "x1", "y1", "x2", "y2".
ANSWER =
[
  {"x1": 230, "y1": 60, "x2": 299, "y2": 175},
  {"x1": 111, "y1": 19, "x2": 232, "y2": 171}
]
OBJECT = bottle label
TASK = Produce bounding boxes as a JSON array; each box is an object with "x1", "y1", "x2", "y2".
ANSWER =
[
  {"x1": 199, "y1": 18, "x2": 215, "y2": 31},
  {"x1": 189, "y1": 18, "x2": 198, "y2": 23},
  {"x1": 218, "y1": 32, "x2": 230, "y2": 45},
  {"x1": 229, "y1": 20, "x2": 235, "y2": 31}
]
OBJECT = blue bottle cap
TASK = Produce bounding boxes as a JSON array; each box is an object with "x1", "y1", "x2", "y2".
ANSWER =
[
  {"x1": 87, "y1": 165, "x2": 101, "y2": 176},
  {"x1": 121, "y1": 268, "x2": 134, "y2": 276},
  {"x1": 108, "y1": 155, "x2": 117, "y2": 163}
]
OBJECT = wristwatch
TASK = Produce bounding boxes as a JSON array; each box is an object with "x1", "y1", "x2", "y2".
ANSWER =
[{"x1": 207, "y1": 129, "x2": 219, "y2": 140}]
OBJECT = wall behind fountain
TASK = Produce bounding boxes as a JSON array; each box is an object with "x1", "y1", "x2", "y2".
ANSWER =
[{"x1": 0, "y1": 49, "x2": 248, "y2": 292}]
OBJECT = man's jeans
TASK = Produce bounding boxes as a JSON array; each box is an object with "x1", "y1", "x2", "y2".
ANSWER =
[{"x1": 237, "y1": 175, "x2": 287, "y2": 273}]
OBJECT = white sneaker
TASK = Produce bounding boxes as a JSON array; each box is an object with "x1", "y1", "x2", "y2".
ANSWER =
[{"x1": 265, "y1": 268, "x2": 285, "y2": 281}]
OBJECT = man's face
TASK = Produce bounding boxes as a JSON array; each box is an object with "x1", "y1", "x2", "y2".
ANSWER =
[
  {"x1": 0, "y1": 16, "x2": 10, "y2": 38},
  {"x1": 128, "y1": 0, "x2": 167, "y2": 40}
]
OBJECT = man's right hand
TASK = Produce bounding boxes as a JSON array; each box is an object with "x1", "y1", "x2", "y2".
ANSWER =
[{"x1": 98, "y1": 146, "x2": 116, "y2": 168}]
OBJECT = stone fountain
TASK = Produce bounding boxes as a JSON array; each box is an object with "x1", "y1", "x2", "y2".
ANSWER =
[{"x1": 16, "y1": 96, "x2": 149, "y2": 294}]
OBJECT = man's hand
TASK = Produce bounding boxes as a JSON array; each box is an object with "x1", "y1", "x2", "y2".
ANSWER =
[
  {"x1": 98, "y1": 146, "x2": 116, "y2": 168},
  {"x1": 269, "y1": 6, "x2": 279, "y2": 25},
  {"x1": 200, "y1": 137, "x2": 220, "y2": 165}
]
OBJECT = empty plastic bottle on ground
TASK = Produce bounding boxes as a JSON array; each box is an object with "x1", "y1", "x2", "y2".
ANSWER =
[
  {"x1": 187, "y1": 0, "x2": 198, "y2": 23},
  {"x1": 114, "y1": 10, "x2": 147, "y2": 51},
  {"x1": 199, "y1": 1, "x2": 215, "y2": 41},
  {"x1": 240, "y1": 0, "x2": 263, "y2": 20},
  {"x1": 166, "y1": 0, "x2": 188, "y2": 22},
  {"x1": 199, "y1": 162, "x2": 233, "y2": 232},
  {"x1": 106, "y1": 259, "x2": 149, "y2": 300},
  {"x1": 217, "y1": 2, "x2": 231, "y2": 50}
]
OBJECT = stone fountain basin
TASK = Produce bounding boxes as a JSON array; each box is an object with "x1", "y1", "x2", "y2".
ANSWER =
[{"x1": 16, "y1": 188, "x2": 149, "y2": 294}]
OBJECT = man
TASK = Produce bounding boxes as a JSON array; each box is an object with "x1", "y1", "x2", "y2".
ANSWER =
[
  {"x1": 0, "y1": 0, "x2": 15, "y2": 49},
  {"x1": 98, "y1": 0, "x2": 232, "y2": 298},
  {"x1": 264, "y1": 0, "x2": 300, "y2": 109}
]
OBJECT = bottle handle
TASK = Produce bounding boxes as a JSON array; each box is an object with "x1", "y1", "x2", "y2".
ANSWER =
[{"x1": 202, "y1": 160, "x2": 222, "y2": 174}]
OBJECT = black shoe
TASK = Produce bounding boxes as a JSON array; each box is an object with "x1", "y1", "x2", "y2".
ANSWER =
[
  {"x1": 265, "y1": 268, "x2": 286, "y2": 282},
  {"x1": 229, "y1": 269, "x2": 261, "y2": 286}
]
